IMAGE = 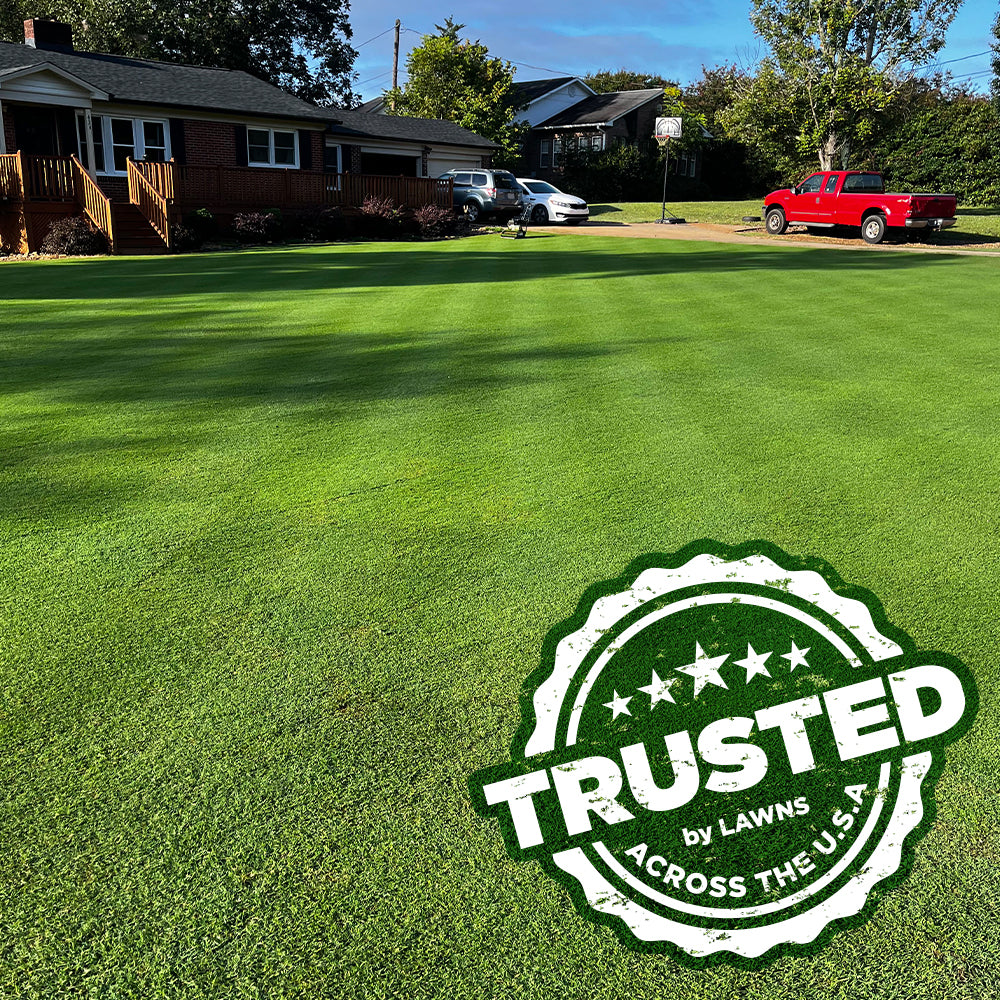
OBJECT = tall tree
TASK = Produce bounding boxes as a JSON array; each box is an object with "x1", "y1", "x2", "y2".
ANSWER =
[
  {"x1": 0, "y1": 0, "x2": 358, "y2": 106},
  {"x1": 992, "y1": 9, "x2": 1000, "y2": 106},
  {"x1": 583, "y1": 69, "x2": 673, "y2": 93},
  {"x1": 737, "y1": 0, "x2": 964, "y2": 169},
  {"x1": 383, "y1": 19, "x2": 526, "y2": 162}
]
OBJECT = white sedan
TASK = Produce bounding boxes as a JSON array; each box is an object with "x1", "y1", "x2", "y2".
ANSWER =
[{"x1": 516, "y1": 179, "x2": 589, "y2": 225}]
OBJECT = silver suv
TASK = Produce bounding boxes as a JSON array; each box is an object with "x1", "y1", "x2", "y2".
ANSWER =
[{"x1": 438, "y1": 168, "x2": 522, "y2": 222}]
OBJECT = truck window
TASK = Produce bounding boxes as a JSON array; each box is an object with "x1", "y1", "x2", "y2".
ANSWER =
[
  {"x1": 799, "y1": 174, "x2": 824, "y2": 193},
  {"x1": 823, "y1": 175, "x2": 839, "y2": 193},
  {"x1": 842, "y1": 173, "x2": 885, "y2": 193}
]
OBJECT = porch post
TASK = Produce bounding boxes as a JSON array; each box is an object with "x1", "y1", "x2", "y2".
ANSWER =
[
  {"x1": 0, "y1": 101, "x2": 6, "y2": 155},
  {"x1": 83, "y1": 108, "x2": 97, "y2": 177}
]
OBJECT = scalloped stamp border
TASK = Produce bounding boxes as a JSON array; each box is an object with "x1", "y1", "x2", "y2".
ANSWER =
[{"x1": 469, "y1": 540, "x2": 979, "y2": 966}]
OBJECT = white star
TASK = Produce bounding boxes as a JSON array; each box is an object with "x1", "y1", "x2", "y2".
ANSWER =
[
  {"x1": 675, "y1": 642, "x2": 730, "y2": 699},
  {"x1": 734, "y1": 644, "x2": 772, "y2": 683},
  {"x1": 637, "y1": 669, "x2": 676, "y2": 708},
  {"x1": 603, "y1": 690, "x2": 633, "y2": 719},
  {"x1": 781, "y1": 641, "x2": 811, "y2": 671}
]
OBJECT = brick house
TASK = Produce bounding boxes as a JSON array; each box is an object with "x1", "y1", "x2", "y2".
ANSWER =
[{"x1": 0, "y1": 19, "x2": 492, "y2": 253}]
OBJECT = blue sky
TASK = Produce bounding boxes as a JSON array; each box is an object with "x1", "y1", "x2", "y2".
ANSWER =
[{"x1": 350, "y1": 0, "x2": 997, "y2": 101}]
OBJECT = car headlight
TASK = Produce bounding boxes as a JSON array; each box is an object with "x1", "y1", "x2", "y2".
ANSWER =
[{"x1": 551, "y1": 199, "x2": 572, "y2": 208}]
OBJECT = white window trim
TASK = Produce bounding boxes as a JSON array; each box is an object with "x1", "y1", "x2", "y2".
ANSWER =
[
  {"x1": 324, "y1": 143, "x2": 342, "y2": 174},
  {"x1": 248, "y1": 127, "x2": 299, "y2": 169},
  {"x1": 76, "y1": 113, "x2": 171, "y2": 175}
]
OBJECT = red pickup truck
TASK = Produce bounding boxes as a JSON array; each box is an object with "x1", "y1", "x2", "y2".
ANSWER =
[{"x1": 763, "y1": 171, "x2": 957, "y2": 244}]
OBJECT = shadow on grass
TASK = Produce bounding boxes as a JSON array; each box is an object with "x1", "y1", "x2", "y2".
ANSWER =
[
  {"x1": 0, "y1": 324, "x2": 634, "y2": 521},
  {"x1": 0, "y1": 238, "x2": 970, "y2": 305}
]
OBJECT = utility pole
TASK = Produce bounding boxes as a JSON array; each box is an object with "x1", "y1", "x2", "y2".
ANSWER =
[{"x1": 392, "y1": 19, "x2": 400, "y2": 94}]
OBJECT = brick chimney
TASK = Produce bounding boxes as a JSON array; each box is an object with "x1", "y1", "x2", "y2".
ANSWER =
[{"x1": 23, "y1": 18, "x2": 75, "y2": 53}]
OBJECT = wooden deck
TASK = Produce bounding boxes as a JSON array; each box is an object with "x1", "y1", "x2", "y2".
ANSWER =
[{"x1": 0, "y1": 153, "x2": 456, "y2": 254}]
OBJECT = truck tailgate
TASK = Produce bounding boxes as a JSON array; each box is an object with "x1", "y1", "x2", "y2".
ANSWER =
[{"x1": 905, "y1": 194, "x2": 957, "y2": 218}]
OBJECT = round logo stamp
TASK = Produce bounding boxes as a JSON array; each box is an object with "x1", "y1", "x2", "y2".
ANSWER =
[{"x1": 469, "y1": 541, "x2": 978, "y2": 963}]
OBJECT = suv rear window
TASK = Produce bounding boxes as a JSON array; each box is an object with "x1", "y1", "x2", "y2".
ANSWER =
[
  {"x1": 493, "y1": 173, "x2": 518, "y2": 189},
  {"x1": 472, "y1": 173, "x2": 488, "y2": 185},
  {"x1": 842, "y1": 173, "x2": 884, "y2": 193}
]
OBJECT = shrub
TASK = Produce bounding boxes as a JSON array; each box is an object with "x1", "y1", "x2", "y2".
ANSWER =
[
  {"x1": 318, "y1": 206, "x2": 349, "y2": 240},
  {"x1": 359, "y1": 195, "x2": 404, "y2": 239},
  {"x1": 39, "y1": 216, "x2": 108, "y2": 255},
  {"x1": 169, "y1": 223, "x2": 198, "y2": 252},
  {"x1": 232, "y1": 210, "x2": 283, "y2": 243},
  {"x1": 185, "y1": 208, "x2": 217, "y2": 244},
  {"x1": 413, "y1": 203, "x2": 458, "y2": 239}
]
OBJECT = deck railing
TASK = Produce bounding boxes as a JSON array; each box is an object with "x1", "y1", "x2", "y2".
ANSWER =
[
  {"x1": 127, "y1": 160, "x2": 171, "y2": 248},
  {"x1": 0, "y1": 153, "x2": 23, "y2": 201},
  {"x1": 72, "y1": 155, "x2": 115, "y2": 250},
  {"x1": 21, "y1": 154, "x2": 75, "y2": 201},
  {"x1": 131, "y1": 160, "x2": 454, "y2": 210}
]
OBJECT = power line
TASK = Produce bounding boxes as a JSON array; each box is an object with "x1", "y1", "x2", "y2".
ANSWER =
[
  {"x1": 937, "y1": 49, "x2": 991, "y2": 66},
  {"x1": 399, "y1": 24, "x2": 577, "y2": 79},
  {"x1": 355, "y1": 26, "x2": 396, "y2": 49},
  {"x1": 356, "y1": 70, "x2": 392, "y2": 87}
]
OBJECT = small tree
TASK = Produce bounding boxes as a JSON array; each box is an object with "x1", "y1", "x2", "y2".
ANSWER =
[{"x1": 383, "y1": 19, "x2": 526, "y2": 163}]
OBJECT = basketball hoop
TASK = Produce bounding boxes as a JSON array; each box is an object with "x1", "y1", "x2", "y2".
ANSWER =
[{"x1": 652, "y1": 117, "x2": 686, "y2": 225}]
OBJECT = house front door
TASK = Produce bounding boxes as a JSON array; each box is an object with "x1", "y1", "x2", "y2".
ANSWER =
[{"x1": 12, "y1": 106, "x2": 59, "y2": 155}]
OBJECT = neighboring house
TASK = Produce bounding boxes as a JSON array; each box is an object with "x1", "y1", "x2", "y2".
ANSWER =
[
  {"x1": 327, "y1": 108, "x2": 494, "y2": 178},
  {"x1": 511, "y1": 78, "x2": 676, "y2": 182},
  {"x1": 0, "y1": 18, "x2": 490, "y2": 253},
  {"x1": 510, "y1": 77, "x2": 596, "y2": 128}
]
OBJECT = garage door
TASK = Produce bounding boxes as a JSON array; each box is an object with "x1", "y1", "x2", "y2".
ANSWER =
[{"x1": 427, "y1": 154, "x2": 482, "y2": 177}]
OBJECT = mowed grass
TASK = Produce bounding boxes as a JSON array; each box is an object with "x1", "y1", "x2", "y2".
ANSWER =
[{"x1": 1, "y1": 235, "x2": 999, "y2": 999}]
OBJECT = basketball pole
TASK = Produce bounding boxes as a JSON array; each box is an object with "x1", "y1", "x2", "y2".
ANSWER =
[
  {"x1": 654, "y1": 134, "x2": 686, "y2": 225},
  {"x1": 660, "y1": 136, "x2": 669, "y2": 223}
]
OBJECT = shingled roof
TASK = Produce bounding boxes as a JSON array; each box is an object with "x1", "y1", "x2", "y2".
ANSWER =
[
  {"x1": 328, "y1": 109, "x2": 496, "y2": 150},
  {"x1": 511, "y1": 77, "x2": 577, "y2": 105},
  {"x1": 0, "y1": 40, "x2": 334, "y2": 123},
  {"x1": 534, "y1": 88, "x2": 663, "y2": 128}
]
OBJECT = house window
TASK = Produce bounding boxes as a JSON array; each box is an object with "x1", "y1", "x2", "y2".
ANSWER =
[
  {"x1": 248, "y1": 127, "x2": 299, "y2": 168},
  {"x1": 540, "y1": 140, "x2": 551, "y2": 168},
  {"x1": 110, "y1": 117, "x2": 135, "y2": 172},
  {"x1": 553, "y1": 138, "x2": 562, "y2": 167},
  {"x1": 75, "y1": 114, "x2": 170, "y2": 174},
  {"x1": 324, "y1": 143, "x2": 342, "y2": 173},
  {"x1": 142, "y1": 121, "x2": 167, "y2": 162}
]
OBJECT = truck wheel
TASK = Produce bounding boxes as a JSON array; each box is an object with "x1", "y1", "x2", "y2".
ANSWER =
[
  {"x1": 765, "y1": 208, "x2": 787, "y2": 235},
  {"x1": 862, "y1": 214, "x2": 887, "y2": 244}
]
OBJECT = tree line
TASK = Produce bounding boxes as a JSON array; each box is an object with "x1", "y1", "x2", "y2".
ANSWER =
[{"x1": 4, "y1": 2, "x2": 999, "y2": 203}]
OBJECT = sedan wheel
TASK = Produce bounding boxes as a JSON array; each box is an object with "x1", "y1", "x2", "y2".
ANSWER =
[{"x1": 531, "y1": 204, "x2": 549, "y2": 224}]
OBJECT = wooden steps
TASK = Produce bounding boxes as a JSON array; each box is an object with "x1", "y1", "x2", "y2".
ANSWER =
[{"x1": 111, "y1": 203, "x2": 169, "y2": 255}]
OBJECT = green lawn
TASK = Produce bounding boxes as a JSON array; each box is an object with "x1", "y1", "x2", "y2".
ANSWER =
[
  {"x1": 2, "y1": 236, "x2": 999, "y2": 998},
  {"x1": 592, "y1": 201, "x2": 1000, "y2": 243}
]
